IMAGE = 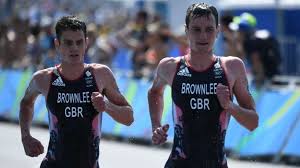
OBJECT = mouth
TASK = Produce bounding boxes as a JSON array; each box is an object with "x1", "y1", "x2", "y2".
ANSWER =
[{"x1": 196, "y1": 42, "x2": 209, "y2": 46}]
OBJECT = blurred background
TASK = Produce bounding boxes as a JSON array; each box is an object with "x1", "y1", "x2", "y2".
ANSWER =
[{"x1": 0, "y1": 0, "x2": 300, "y2": 167}]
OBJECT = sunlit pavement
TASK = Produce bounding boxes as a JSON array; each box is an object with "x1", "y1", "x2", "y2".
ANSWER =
[{"x1": 0, "y1": 122, "x2": 298, "y2": 168}]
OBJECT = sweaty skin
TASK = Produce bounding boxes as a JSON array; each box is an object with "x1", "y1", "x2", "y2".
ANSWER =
[
  {"x1": 20, "y1": 29, "x2": 133, "y2": 160},
  {"x1": 148, "y1": 12, "x2": 258, "y2": 146}
]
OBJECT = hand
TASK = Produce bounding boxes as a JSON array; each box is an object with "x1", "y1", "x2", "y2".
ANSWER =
[
  {"x1": 22, "y1": 135, "x2": 44, "y2": 157},
  {"x1": 152, "y1": 124, "x2": 169, "y2": 145},
  {"x1": 216, "y1": 83, "x2": 232, "y2": 110},
  {"x1": 91, "y1": 92, "x2": 106, "y2": 112}
]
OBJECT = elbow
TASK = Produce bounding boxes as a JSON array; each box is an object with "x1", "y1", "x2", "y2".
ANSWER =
[
  {"x1": 248, "y1": 123, "x2": 258, "y2": 132},
  {"x1": 148, "y1": 89, "x2": 153, "y2": 98},
  {"x1": 148, "y1": 88, "x2": 158, "y2": 96},
  {"x1": 124, "y1": 115, "x2": 134, "y2": 126},
  {"x1": 124, "y1": 108, "x2": 134, "y2": 126},
  {"x1": 148, "y1": 88, "x2": 162, "y2": 99},
  {"x1": 20, "y1": 98, "x2": 28, "y2": 109},
  {"x1": 248, "y1": 114, "x2": 259, "y2": 131}
]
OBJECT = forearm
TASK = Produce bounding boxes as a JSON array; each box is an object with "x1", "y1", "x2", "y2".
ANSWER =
[
  {"x1": 19, "y1": 100, "x2": 34, "y2": 139},
  {"x1": 229, "y1": 103, "x2": 259, "y2": 131},
  {"x1": 148, "y1": 90, "x2": 164, "y2": 131},
  {"x1": 105, "y1": 100, "x2": 133, "y2": 126}
]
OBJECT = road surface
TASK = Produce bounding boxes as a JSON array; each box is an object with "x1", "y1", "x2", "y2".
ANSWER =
[{"x1": 0, "y1": 122, "x2": 298, "y2": 168}]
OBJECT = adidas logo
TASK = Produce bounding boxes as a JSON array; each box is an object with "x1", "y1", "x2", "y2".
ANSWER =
[
  {"x1": 52, "y1": 77, "x2": 66, "y2": 87},
  {"x1": 214, "y1": 62, "x2": 221, "y2": 68},
  {"x1": 177, "y1": 67, "x2": 192, "y2": 77},
  {"x1": 86, "y1": 70, "x2": 91, "y2": 77}
]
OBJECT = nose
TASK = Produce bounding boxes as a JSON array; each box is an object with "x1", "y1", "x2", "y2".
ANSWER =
[
  {"x1": 199, "y1": 32, "x2": 208, "y2": 40},
  {"x1": 70, "y1": 43, "x2": 79, "y2": 51}
]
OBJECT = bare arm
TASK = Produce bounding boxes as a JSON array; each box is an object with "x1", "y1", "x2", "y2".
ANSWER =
[
  {"x1": 148, "y1": 57, "x2": 177, "y2": 130},
  {"x1": 148, "y1": 69, "x2": 167, "y2": 131},
  {"x1": 93, "y1": 66, "x2": 133, "y2": 126},
  {"x1": 148, "y1": 58, "x2": 177, "y2": 144},
  {"x1": 19, "y1": 75, "x2": 41, "y2": 139},
  {"x1": 19, "y1": 71, "x2": 45, "y2": 157},
  {"x1": 230, "y1": 58, "x2": 259, "y2": 131}
]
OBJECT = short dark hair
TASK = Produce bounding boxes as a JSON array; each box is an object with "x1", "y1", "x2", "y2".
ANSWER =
[
  {"x1": 185, "y1": 3, "x2": 219, "y2": 28},
  {"x1": 55, "y1": 15, "x2": 87, "y2": 41},
  {"x1": 136, "y1": 10, "x2": 148, "y2": 21},
  {"x1": 221, "y1": 12, "x2": 234, "y2": 27}
]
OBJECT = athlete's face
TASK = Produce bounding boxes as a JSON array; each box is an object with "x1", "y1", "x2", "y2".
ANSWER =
[
  {"x1": 186, "y1": 14, "x2": 219, "y2": 54},
  {"x1": 55, "y1": 30, "x2": 88, "y2": 64}
]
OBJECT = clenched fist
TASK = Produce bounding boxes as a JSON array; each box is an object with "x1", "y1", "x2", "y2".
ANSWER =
[
  {"x1": 152, "y1": 124, "x2": 169, "y2": 145},
  {"x1": 22, "y1": 135, "x2": 44, "y2": 157},
  {"x1": 91, "y1": 92, "x2": 106, "y2": 112},
  {"x1": 216, "y1": 83, "x2": 232, "y2": 110}
]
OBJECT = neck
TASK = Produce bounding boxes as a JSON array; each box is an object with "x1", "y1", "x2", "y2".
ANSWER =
[
  {"x1": 186, "y1": 50, "x2": 215, "y2": 71},
  {"x1": 59, "y1": 62, "x2": 85, "y2": 80}
]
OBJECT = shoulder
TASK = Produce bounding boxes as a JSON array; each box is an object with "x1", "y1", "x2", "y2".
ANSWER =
[
  {"x1": 89, "y1": 63, "x2": 115, "y2": 82},
  {"x1": 90, "y1": 63, "x2": 112, "y2": 75},
  {"x1": 32, "y1": 68, "x2": 53, "y2": 84},
  {"x1": 220, "y1": 56, "x2": 247, "y2": 86},
  {"x1": 220, "y1": 56, "x2": 245, "y2": 71},
  {"x1": 29, "y1": 68, "x2": 53, "y2": 94},
  {"x1": 158, "y1": 56, "x2": 180, "y2": 65},
  {"x1": 155, "y1": 56, "x2": 182, "y2": 85},
  {"x1": 219, "y1": 56, "x2": 247, "y2": 89},
  {"x1": 157, "y1": 56, "x2": 181, "y2": 72}
]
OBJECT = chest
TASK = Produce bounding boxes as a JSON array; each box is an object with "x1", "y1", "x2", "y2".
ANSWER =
[
  {"x1": 46, "y1": 71, "x2": 99, "y2": 119},
  {"x1": 171, "y1": 62, "x2": 228, "y2": 112},
  {"x1": 173, "y1": 63, "x2": 227, "y2": 92}
]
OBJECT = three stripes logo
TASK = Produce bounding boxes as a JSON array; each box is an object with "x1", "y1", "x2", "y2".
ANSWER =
[
  {"x1": 52, "y1": 77, "x2": 66, "y2": 87},
  {"x1": 177, "y1": 66, "x2": 192, "y2": 77}
]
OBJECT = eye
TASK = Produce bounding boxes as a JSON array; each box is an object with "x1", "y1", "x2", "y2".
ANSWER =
[
  {"x1": 206, "y1": 27, "x2": 214, "y2": 33},
  {"x1": 76, "y1": 40, "x2": 83, "y2": 46},
  {"x1": 192, "y1": 28, "x2": 201, "y2": 32}
]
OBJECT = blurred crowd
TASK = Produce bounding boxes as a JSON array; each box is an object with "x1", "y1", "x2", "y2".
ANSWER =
[
  {"x1": 0, "y1": 0, "x2": 130, "y2": 70},
  {"x1": 0, "y1": 0, "x2": 188, "y2": 80},
  {"x1": 217, "y1": 12, "x2": 281, "y2": 88},
  {"x1": 0, "y1": 0, "x2": 281, "y2": 88}
]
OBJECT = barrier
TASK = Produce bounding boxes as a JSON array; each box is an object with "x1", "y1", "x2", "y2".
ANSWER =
[{"x1": 0, "y1": 69, "x2": 300, "y2": 164}]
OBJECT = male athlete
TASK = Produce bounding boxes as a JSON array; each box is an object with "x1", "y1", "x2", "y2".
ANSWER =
[
  {"x1": 148, "y1": 3, "x2": 258, "y2": 168},
  {"x1": 19, "y1": 15, "x2": 134, "y2": 168}
]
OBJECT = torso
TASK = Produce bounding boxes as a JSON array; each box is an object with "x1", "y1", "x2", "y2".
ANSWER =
[
  {"x1": 165, "y1": 56, "x2": 231, "y2": 168},
  {"x1": 41, "y1": 64, "x2": 101, "y2": 168}
]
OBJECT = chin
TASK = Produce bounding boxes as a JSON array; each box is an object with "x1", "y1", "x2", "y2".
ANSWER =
[{"x1": 64, "y1": 60, "x2": 84, "y2": 65}]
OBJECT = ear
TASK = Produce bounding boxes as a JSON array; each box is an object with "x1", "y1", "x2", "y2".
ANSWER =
[
  {"x1": 216, "y1": 24, "x2": 221, "y2": 38},
  {"x1": 54, "y1": 38, "x2": 60, "y2": 50},
  {"x1": 185, "y1": 24, "x2": 188, "y2": 35},
  {"x1": 85, "y1": 37, "x2": 89, "y2": 49}
]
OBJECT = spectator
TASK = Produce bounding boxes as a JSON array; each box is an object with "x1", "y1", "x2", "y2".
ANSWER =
[
  {"x1": 117, "y1": 10, "x2": 149, "y2": 78},
  {"x1": 87, "y1": 23, "x2": 116, "y2": 67},
  {"x1": 217, "y1": 12, "x2": 244, "y2": 58},
  {"x1": 142, "y1": 23, "x2": 170, "y2": 79},
  {"x1": 230, "y1": 12, "x2": 281, "y2": 88},
  {"x1": 39, "y1": 41, "x2": 59, "y2": 69}
]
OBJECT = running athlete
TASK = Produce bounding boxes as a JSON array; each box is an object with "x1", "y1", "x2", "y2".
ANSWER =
[
  {"x1": 148, "y1": 3, "x2": 258, "y2": 168},
  {"x1": 19, "y1": 15, "x2": 134, "y2": 168}
]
